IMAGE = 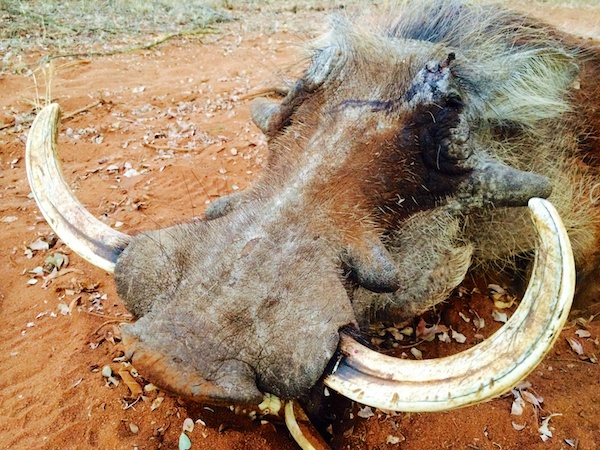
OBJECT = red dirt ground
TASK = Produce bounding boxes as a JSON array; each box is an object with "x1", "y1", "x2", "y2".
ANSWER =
[{"x1": 1, "y1": 3, "x2": 599, "y2": 450}]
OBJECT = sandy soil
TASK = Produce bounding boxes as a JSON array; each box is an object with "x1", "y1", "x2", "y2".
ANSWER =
[{"x1": 1, "y1": 3, "x2": 599, "y2": 449}]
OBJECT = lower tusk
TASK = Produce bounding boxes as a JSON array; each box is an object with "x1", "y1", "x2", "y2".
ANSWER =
[
  {"x1": 285, "y1": 400, "x2": 331, "y2": 450},
  {"x1": 26, "y1": 103, "x2": 130, "y2": 273},
  {"x1": 325, "y1": 197, "x2": 575, "y2": 412},
  {"x1": 256, "y1": 396, "x2": 330, "y2": 450}
]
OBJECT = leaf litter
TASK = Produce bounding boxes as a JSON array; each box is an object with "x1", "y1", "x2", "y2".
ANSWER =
[
  {"x1": 539, "y1": 414, "x2": 562, "y2": 442},
  {"x1": 566, "y1": 323, "x2": 598, "y2": 362},
  {"x1": 488, "y1": 283, "x2": 517, "y2": 309},
  {"x1": 508, "y1": 380, "x2": 564, "y2": 441}
]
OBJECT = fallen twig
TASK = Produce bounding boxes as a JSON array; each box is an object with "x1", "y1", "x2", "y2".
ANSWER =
[
  {"x1": 91, "y1": 319, "x2": 127, "y2": 336},
  {"x1": 62, "y1": 99, "x2": 105, "y2": 121},
  {"x1": 84, "y1": 310, "x2": 133, "y2": 322},
  {"x1": 549, "y1": 357, "x2": 597, "y2": 365},
  {"x1": 142, "y1": 141, "x2": 199, "y2": 153},
  {"x1": 39, "y1": 27, "x2": 219, "y2": 65},
  {"x1": 0, "y1": 121, "x2": 15, "y2": 131}
]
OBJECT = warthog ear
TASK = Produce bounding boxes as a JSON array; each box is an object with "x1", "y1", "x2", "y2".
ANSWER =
[
  {"x1": 250, "y1": 98, "x2": 282, "y2": 135},
  {"x1": 251, "y1": 43, "x2": 343, "y2": 136},
  {"x1": 250, "y1": 79, "x2": 317, "y2": 136}
]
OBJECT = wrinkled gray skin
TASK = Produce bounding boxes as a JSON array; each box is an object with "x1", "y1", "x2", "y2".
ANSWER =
[{"x1": 115, "y1": 0, "x2": 600, "y2": 404}]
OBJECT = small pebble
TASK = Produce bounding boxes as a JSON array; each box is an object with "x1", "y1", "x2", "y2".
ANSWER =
[
  {"x1": 182, "y1": 418, "x2": 194, "y2": 433},
  {"x1": 410, "y1": 347, "x2": 423, "y2": 359},
  {"x1": 179, "y1": 433, "x2": 192, "y2": 450},
  {"x1": 101, "y1": 366, "x2": 112, "y2": 378},
  {"x1": 151, "y1": 397, "x2": 164, "y2": 411}
]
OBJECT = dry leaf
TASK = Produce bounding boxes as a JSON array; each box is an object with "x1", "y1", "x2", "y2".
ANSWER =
[
  {"x1": 29, "y1": 239, "x2": 50, "y2": 251},
  {"x1": 488, "y1": 284, "x2": 516, "y2": 309},
  {"x1": 183, "y1": 418, "x2": 194, "y2": 433},
  {"x1": 410, "y1": 347, "x2": 423, "y2": 359},
  {"x1": 371, "y1": 337, "x2": 385, "y2": 346},
  {"x1": 416, "y1": 318, "x2": 448, "y2": 341},
  {"x1": 357, "y1": 406, "x2": 374, "y2": 418},
  {"x1": 415, "y1": 318, "x2": 427, "y2": 338},
  {"x1": 511, "y1": 394, "x2": 525, "y2": 416},
  {"x1": 575, "y1": 329, "x2": 592, "y2": 338},
  {"x1": 514, "y1": 381, "x2": 532, "y2": 390},
  {"x1": 438, "y1": 331, "x2": 451, "y2": 343},
  {"x1": 492, "y1": 310, "x2": 508, "y2": 323},
  {"x1": 386, "y1": 434, "x2": 405, "y2": 444},
  {"x1": 400, "y1": 327, "x2": 413, "y2": 336},
  {"x1": 123, "y1": 168, "x2": 140, "y2": 178},
  {"x1": 488, "y1": 284, "x2": 505, "y2": 295},
  {"x1": 451, "y1": 329, "x2": 467, "y2": 344},
  {"x1": 521, "y1": 390, "x2": 543, "y2": 408},
  {"x1": 567, "y1": 338, "x2": 584, "y2": 356},
  {"x1": 386, "y1": 327, "x2": 404, "y2": 341},
  {"x1": 118, "y1": 368, "x2": 143, "y2": 397},
  {"x1": 179, "y1": 433, "x2": 192, "y2": 450},
  {"x1": 343, "y1": 426, "x2": 355, "y2": 438},
  {"x1": 151, "y1": 397, "x2": 164, "y2": 411},
  {"x1": 539, "y1": 414, "x2": 562, "y2": 442},
  {"x1": 495, "y1": 297, "x2": 516, "y2": 309},
  {"x1": 473, "y1": 316, "x2": 485, "y2": 330}
]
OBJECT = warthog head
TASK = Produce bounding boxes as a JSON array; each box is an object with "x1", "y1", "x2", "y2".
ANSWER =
[{"x1": 26, "y1": 0, "x2": 576, "y2": 415}]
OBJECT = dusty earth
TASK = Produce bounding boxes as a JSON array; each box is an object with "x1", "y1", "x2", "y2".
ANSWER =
[{"x1": 1, "y1": 2, "x2": 600, "y2": 450}]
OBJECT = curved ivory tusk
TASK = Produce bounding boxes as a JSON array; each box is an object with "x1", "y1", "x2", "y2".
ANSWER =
[
  {"x1": 325, "y1": 197, "x2": 575, "y2": 412},
  {"x1": 285, "y1": 400, "x2": 332, "y2": 450},
  {"x1": 26, "y1": 104, "x2": 130, "y2": 273}
]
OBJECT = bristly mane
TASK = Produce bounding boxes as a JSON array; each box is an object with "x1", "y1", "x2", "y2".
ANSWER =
[
  {"x1": 329, "y1": 1, "x2": 600, "y2": 318},
  {"x1": 382, "y1": 0, "x2": 578, "y2": 129}
]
